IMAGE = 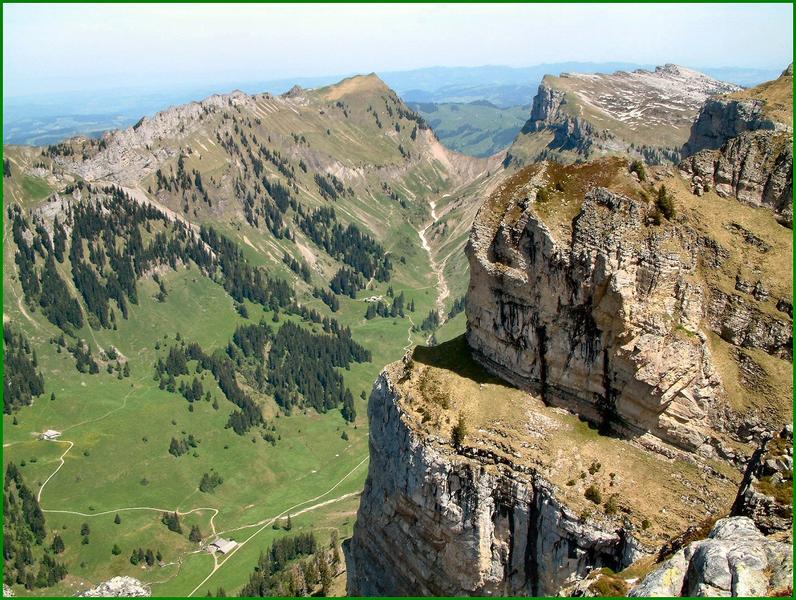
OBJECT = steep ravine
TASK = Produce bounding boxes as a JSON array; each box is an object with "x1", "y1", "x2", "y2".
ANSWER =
[{"x1": 416, "y1": 199, "x2": 450, "y2": 329}]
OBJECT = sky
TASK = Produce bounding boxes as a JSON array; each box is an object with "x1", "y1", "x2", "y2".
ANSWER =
[{"x1": 3, "y1": 3, "x2": 794, "y2": 97}]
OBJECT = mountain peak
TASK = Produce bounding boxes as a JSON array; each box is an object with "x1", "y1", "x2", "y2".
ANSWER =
[{"x1": 321, "y1": 73, "x2": 390, "y2": 101}]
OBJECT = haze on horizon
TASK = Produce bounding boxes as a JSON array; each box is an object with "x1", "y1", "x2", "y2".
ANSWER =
[{"x1": 3, "y1": 3, "x2": 793, "y2": 98}]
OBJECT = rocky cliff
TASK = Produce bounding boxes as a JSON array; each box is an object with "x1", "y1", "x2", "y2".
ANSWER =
[
  {"x1": 465, "y1": 158, "x2": 791, "y2": 453},
  {"x1": 348, "y1": 340, "x2": 739, "y2": 596},
  {"x1": 731, "y1": 425, "x2": 793, "y2": 535},
  {"x1": 507, "y1": 65, "x2": 739, "y2": 166},
  {"x1": 680, "y1": 66, "x2": 793, "y2": 226},
  {"x1": 349, "y1": 155, "x2": 791, "y2": 596}
]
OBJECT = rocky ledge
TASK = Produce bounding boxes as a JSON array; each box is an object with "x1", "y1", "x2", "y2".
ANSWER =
[{"x1": 348, "y1": 343, "x2": 740, "y2": 596}]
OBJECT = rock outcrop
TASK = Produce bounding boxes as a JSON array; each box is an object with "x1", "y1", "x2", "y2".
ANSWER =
[
  {"x1": 680, "y1": 67, "x2": 793, "y2": 226},
  {"x1": 79, "y1": 577, "x2": 150, "y2": 597},
  {"x1": 507, "y1": 65, "x2": 739, "y2": 166},
  {"x1": 349, "y1": 340, "x2": 739, "y2": 596},
  {"x1": 464, "y1": 158, "x2": 792, "y2": 453},
  {"x1": 731, "y1": 425, "x2": 793, "y2": 535},
  {"x1": 629, "y1": 517, "x2": 792, "y2": 597}
]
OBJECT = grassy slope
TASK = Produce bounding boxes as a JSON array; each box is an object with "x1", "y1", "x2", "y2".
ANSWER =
[{"x1": 1, "y1": 76, "x2": 488, "y2": 596}]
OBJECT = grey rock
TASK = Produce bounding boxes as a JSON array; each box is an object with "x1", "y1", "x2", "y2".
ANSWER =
[
  {"x1": 347, "y1": 371, "x2": 651, "y2": 596},
  {"x1": 731, "y1": 428, "x2": 793, "y2": 534},
  {"x1": 79, "y1": 576, "x2": 150, "y2": 597},
  {"x1": 630, "y1": 517, "x2": 791, "y2": 597}
]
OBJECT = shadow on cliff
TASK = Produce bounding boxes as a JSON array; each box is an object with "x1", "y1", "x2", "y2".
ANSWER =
[{"x1": 412, "y1": 335, "x2": 506, "y2": 385}]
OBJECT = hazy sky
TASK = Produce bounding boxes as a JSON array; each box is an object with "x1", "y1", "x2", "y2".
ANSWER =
[{"x1": 4, "y1": 3, "x2": 793, "y2": 97}]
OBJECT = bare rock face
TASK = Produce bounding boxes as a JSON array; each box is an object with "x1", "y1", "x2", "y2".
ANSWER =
[
  {"x1": 629, "y1": 517, "x2": 792, "y2": 597},
  {"x1": 731, "y1": 425, "x2": 793, "y2": 535},
  {"x1": 680, "y1": 67, "x2": 793, "y2": 226},
  {"x1": 682, "y1": 98, "x2": 778, "y2": 156},
  {"x1": 79, "y1": 576, "x2": 150, "y2": 597},
  {"x1": 348, "y1": 368, "x2": 651, "y2": 597},
  {"x1": 467, "y1": 165, "x2": 713, "y2": 451},
  {"x1": 679, "y1": 130, "x2": 793, "y2": 226}
]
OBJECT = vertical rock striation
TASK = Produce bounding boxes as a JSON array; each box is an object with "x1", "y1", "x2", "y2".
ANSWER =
[{"x1": 349, "y1": 367, "x2": 651, "y2": 597}]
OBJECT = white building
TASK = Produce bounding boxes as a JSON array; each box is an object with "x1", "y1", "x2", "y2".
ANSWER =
[
  {"x1": 40, "y1": 430, "x2": 62, "y2": 440},
  {"x1": 207, "y1": 538, "x2": 236, "y2": 555}
]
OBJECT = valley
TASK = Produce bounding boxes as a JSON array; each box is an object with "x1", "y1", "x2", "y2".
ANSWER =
[
  {"x1": 2, "y1": 74, "x2": 491, "y2": 596},
  {"x1": 3, "y1": 57, "x2": 793, "y2": 599}
]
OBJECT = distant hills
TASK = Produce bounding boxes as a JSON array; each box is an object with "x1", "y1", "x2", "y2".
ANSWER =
[{"x1": 3, "y1": 62, "x2": 784, "y2": 148}]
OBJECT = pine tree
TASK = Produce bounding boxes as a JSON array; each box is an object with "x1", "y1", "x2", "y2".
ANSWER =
[
  {"x1": 114, "y1": 513, "x2": 121, "y2": 525},
  {"x1": 189, "y1": 524, "x2": 203, "y2": 543},
  {"x1": 111, "y1": 544, "x2": 122, "y2": 556}
]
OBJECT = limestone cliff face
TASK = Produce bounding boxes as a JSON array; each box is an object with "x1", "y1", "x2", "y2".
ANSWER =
[
  {"x1": 466, "y1": 170, "x2": 714, "y2": 451},
  {"x1": 464, "y1": 159, "x2": 791, "y2": 453},
  {"x1": 680, "y1": 66, "x2": 793, "y2": 226},
  {"x1": 348, "y1": 366, "x2": 650, "y2": 597}
]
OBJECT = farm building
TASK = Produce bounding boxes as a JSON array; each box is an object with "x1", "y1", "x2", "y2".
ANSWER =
[
  {"x1": 40, "y1": 430, "x2": 62, "y2": 440},
  {"x1": 207, "y1": 538, "x2": 236, "y2": 555}
]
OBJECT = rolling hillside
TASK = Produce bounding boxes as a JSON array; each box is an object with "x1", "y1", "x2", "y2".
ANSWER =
[{"x1": 2, "y1": 74, "x2": 502, "y2": 596}]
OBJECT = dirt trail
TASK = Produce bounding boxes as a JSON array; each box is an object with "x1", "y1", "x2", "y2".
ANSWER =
[
  {"x1": 188, "y1": 455, "x2": 369, "y2": 597},
  {"x1": 416, "y1": 201, "x2": 450, "y2": 333}
]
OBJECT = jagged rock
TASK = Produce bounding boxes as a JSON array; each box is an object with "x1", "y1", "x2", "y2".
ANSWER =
[
  {"x1": 629, "y1": 517, "x2": 792, "y2": 597},
  {"x1": 706, "y1": 288, "x2": 792, "y2": 359},
  {"x1": 679, "y1": 130, "x2": 793, "y2": 225},
  {"x1": 680, "y1": 67, "x2": 793, "y2": 226},
  {"x1": 348, "y1": 368, "x2": 653, "y2": 597},
  {"x1": 731, "y1": 426, "x2": 793, "y2": 535},
  {"x1": 79, "y1": 577, "x2": 150, "y2": 597}
]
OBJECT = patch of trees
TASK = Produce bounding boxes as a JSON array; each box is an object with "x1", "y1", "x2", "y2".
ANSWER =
[
  {"x1": 179, "y1": 377, "x2": 204, "y2": 402},
  {"x1": 232, "y1": 320, "x2": 274, "y2": 358},
  {"x1": 283, "y1": 253, "x2": 311, "y2": 283},
  {"x1": 259, "y1": 145, "x2": 295, "y2": 181},
  {"x1": 295, "y1": 206, "x2": 392, "y2": 282},
  {"x1": 129, "y1": 547, "x2": 163, "y2": 567},
  {"x1": 199, "y1": 225, "x2": 293, "y2": 310},
  {"x1": 169, "y1": 434, "x2": 199, "y2": 457},
  {"x1": 330, "y1": 267, "x2": 365, "y2": 298},
  {"x1": 3, "y1": 463, "x2": 68, "y2": 590},
  {"x1": 161, "y1": 511, "x2": 182, "y2": 534},
  {"x1": 447, "y1": 296, "x2": 466, "y2": 319},
  {"x1": 239, "y1": 532, "x2": 341, "y2": 597},
  {"x1": 261, "y1": 176, "x2": 296, "y2": 212},
  {"x1": 364, "y1": 291, "x2": 405, "y2": 320},
  {"x1": 416, "y1": 309, "x2": 440, "y2": 333},
  {"x1": 267, "y1": 321, "x2": 367, "y2": 421},
  {"x1": 313, "y1": 173, "x2": 346, "y2": 201},
  {"x1": 156, "y1": 340, "x2": 264, "y2": 435},
  {"x1": 312, "y1": 287, "x2": 339, "y2": 312},
  {"x1": 3, "y1": 325, "x2": 45, "y2": 413},
  {"x1": 199, "y1": 471, "x2": 224, "y2": 493},
  {"x1": 68, "y1": 339, "x2": 99, "y2": 374}
]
